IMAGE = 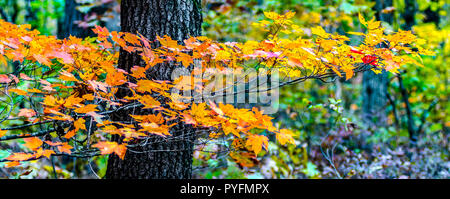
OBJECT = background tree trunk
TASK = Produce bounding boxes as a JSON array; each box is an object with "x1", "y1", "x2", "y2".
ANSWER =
[
  {"x1": 58, "y1": 0, "x2": 96, "y2": 39},
  {"x1": 361, "y1": 0, "x2": 393, "y2": 128},
  {"x1": 105, "y1": 0, "x2": 202, "y2": 179}
]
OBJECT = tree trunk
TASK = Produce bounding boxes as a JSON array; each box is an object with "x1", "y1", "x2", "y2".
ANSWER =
[
  {"x1": 58, "y1": 0, "x2": 96, "y2": 39},
  {"x1": 105, "y1": 0, "x2": 202, "y2": 179},
  {"x1": 361, "y1": 0, "x2": 393, "y2": 127}
]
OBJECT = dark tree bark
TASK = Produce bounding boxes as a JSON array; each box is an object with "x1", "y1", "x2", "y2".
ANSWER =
[
  {"x1": 58, "y1": 0, "x2": 96, "y2": 39},
  {"x1": 105, "y1": 0, "x2": 202, "y2": 179},
  {"x1": 399, "y1": 0, "x2": 418, "y2": 142},
  {"x1": 422, "y1": 0, "x2": 441, "y2": 25},
  {"x1": 361, "y1": 0, "x2": 393, "y2": 127},
  {"x1": 402, "y1": 0, "x2": 417, "y2": 31}
]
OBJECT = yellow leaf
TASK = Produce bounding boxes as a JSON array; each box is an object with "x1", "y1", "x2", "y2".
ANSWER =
[
  {"x1": 74, "y1": 104, "x2": 98, "y2": 113},
  {"x1": 23, "y1": 137, "x2": 43, "y2": 150},
  {"x1": 9, "y1": 88, "x2": 28, "y2": 96},
  {"x1": 138, "y1": 95, "x2": 161, "y2": 109},
  {"x1": 74, "y1": 118, "x2": 86, "y2": 131},
  {"x1": 276, "y1": 129, "x2": 296, "y2": 145},
  {"x1": 311, "y1": 26, "x2": 329, "y2": 38},
  {"x1": 0, "y1": 129, "x2": 7, "y2": 137},
  {"x1": 358, "y1": 13, "x2": 367, "y2": 27}
]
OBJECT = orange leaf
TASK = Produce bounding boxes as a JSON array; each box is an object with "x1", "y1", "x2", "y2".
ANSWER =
[
  {"x1": 5, "y1": 161, "x2": 21, "y2": 168},
  {"x1": 74, "y1": 104, "x2": 98, "y2": 114},
  {"x1": 57, "y1": 143, "x2": 73, "y2": 154},
  {"x1": 9, "y1": 88, "x2": 28, "y2": 96},
  {"x1": 59, "y1": 70, "x2": 78, "y2": 81},
  {"x1": 36, "y1": 148, "x2": 55, "y2": 159},
  {"x1": 74, "y1": 118, "x2": 86, "y2": 131},
  {"x1": 138, "y1": 95, "x2": 161, "y2": 109},
  {"x1": 92, "y1": 141, "x2": 127, "y2": 160},
  {"x1": 246, "y1": 135, "x2": 268, "y2": 155},
  {"x1": 23, "y1": 137, "x2": 43, "y2": 150},
  {"x1": 63, "y1": 129, "x2": 76, "y2": 139},
  {"x1": 0, "y1": 129, "x2": 6, "y2": 137},
  {"x1": 82, "y1": 94, "x2": 95, "y2": 101},
  {"x1": 5, "y1": 153, "x2": 34, "y2": 161}
]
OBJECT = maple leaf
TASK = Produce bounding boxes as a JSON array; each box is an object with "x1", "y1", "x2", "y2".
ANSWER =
[
  {"x1": 157, "y1": 35, "x2": 180, "y2": 49},
  {"x1": 44, "y1": 141, "x2": 63, "y2": 146},
  {"x1": 311, "y1": 26, "x2": 329, "y2": 38},
  {"x1": 0, "y1": 129, "x2": 7, "y2": 137},
  {"x1": 42, "y1": 95, "x2": 61, "y2": 107},
  {"x1": 106, "y1": 71, "x2": 127, "y2": 86},
  {"x1": 35, "y1": 148, "x2": 55, "y2": 159},
  {"x1": 276, "y1": 129, "x2": 296, "y2": 145},
  {"x1": 82, "y1": 94, "x2": 95, "y2": 101},
  {"x1": 9, "y1": 88, "x2": 28, "y2": 96},
  {"x1": 130, "y1": 66, "x2": 147, "y2": 79},
  {"x1": 139, "y1": 123, "x2": 171, "y2": 137},
  {"x1": 208, "y1": 100, "x2": 224, "y2": 116},
  {"x1": 5, "y1": 153, "x2": 34, "y2": 161},
  {"x1": 0, "y1": 74, "x2": 11, "y2": 83},
  {"x1": 230, "y1": 151, "x2": 258, "y2": 167},
  {"x1": 74, "y1": 118, "x2": 87, "y2": 131},
  {"x1": 5, "y1": 161, "x2": 21, "y2": 168},
  {"x1": 18, "y1": 108, "x2": 37, "y2": 118},
  {"x1": 92, "y1": 25, "x2": 110, "y2": 38},
  {"x1": 362, "y1": 55, "x2": 378, "y2": 66},
  {"x1": 88, "y1": 80, "x2": 109, "y2": 93},
  {"x1": 64, "y1": 95, "x2": 84, "y2": 108},
  {"x1": 57, "y1": 143, "x2": 73, "y2": 154},
  {"x1": 182, "y1": 113, "x2": 197, "y2": 125},
  {"x1": 59, "y1": 70, "x2": 78, "y2": 82},
  {"x1": 74, "y1": 104, "x2": 99, "y2": 114},
  {"x1": 63, "y1": 129, "x2": 76, "y2": 139},
  {"x1": 246, "y1": 135, "x2": 269, "y2": 155},
  {"x1": 131, "y1": 113, "x2": 164, "y2": 124},
  {"x1": 32, "y1": 54, "x2": 51, "y2": 66},
  {"x1": 138, "y1": 95, "x2": 161, "y2": 109},
  {"x1": 136, "y1": 79, "x2": 161, "y2": 93},
  {"x1": 27, "y1": 88, "x2": 44, "y2": 93},
  {"x1": 19, "y1": 73, "x2": 33, "y2": 80},
  {"x1": 50, "y1": 51, "x2": 74, "y2": 64},
  {"x1": 92, "y1": 141, "x2": 127, "y2": 160},
  {"x1": 23, "y1": 137, "x2": 43, "y2": 150}
]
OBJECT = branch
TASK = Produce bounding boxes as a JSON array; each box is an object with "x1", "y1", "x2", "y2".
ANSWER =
[
  {"x1": 397, "y1": 73, "x2": 417, "y2": 143},
  {"x1": 417, "y1": 99, "x2": 439, "y2": 134},
  {"x1": 0, "y1": 151, "x2": 102, "y2": 163},
  {"x1": 0, "y1": 128, "x2": 56, "y2": 141},
  {"x1": 386, "y1": 86, "x2": 400, "y2": 129},
  {"x1": 193, "y1": 65, "x2": 372, "y2": 102},
  {"x1": 1, "y1": 121, "x2": 52, "y2": 131}
]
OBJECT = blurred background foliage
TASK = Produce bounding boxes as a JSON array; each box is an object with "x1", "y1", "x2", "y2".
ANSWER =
[{"x1": 0, "y1": 0, "x2": 448, "y2": 179}]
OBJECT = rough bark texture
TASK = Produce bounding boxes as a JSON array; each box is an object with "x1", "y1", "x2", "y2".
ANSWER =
[
  {"x1": 105, "y1": 0, "x2": 202, "y2": 179},
  {"x1": 361, "y1": 0, "x2": 393, "y2": 127}
]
